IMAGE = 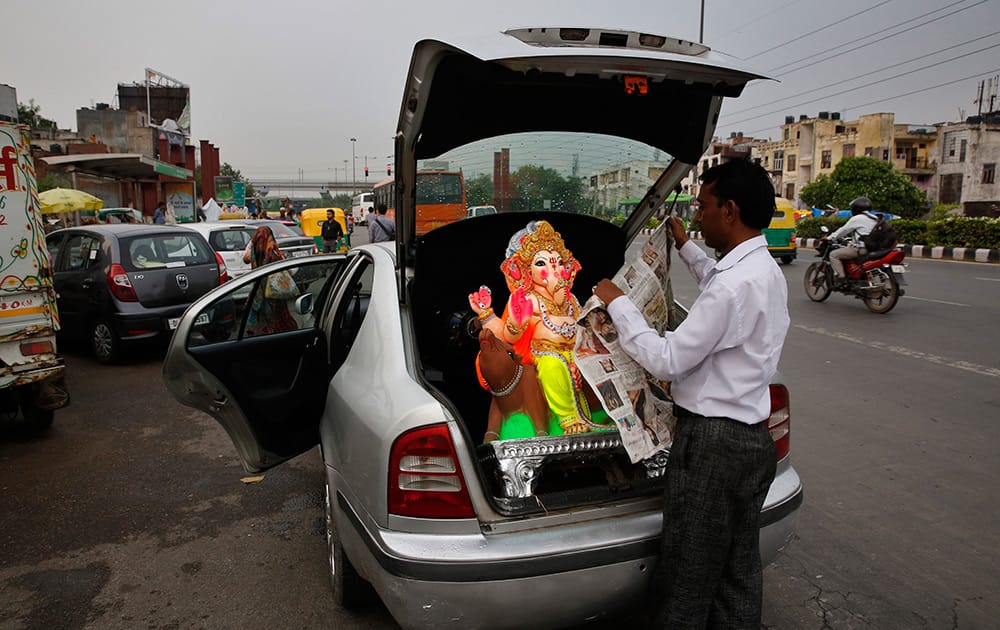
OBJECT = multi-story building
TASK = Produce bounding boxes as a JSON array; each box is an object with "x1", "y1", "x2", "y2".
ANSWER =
[
  {"x1": 587, "y1": 159, "x2": 671, "y2": 213},
  {"x1": 755, "y1": 112, "x2": 936, "y2": 202},
  {"x1": 929, "y1": 111, "x2": 1000, "y2": 216}
]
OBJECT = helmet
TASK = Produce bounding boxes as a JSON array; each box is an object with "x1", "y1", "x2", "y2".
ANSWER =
[{"x1": 849, "y1": 196, "x2": 872, "y2": 215}]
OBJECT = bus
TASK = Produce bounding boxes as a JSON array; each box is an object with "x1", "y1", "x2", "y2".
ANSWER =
[
  {"x1": 351, "y1": 192, "x2": 374, "y2": 225},
  {"x1": 372, "y1": 170, "x2": 466, "y2": 236}
]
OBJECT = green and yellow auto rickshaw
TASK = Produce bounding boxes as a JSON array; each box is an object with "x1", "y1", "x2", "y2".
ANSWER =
[
  {"x1": 763, "y1": 197, "x2": 797, "y2": 264},
  {"x1": 299, "y1": 207, "x2": 349, "y2": 252}
]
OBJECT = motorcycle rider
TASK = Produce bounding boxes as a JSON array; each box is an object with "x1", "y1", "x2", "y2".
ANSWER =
[{"x1": 824, "y1": 196, "x2": 878, "y2": 288}]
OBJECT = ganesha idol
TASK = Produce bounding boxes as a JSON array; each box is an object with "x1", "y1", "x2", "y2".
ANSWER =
[{"x1": 469, "y1": 220, "x2": 612, "y2": 443}]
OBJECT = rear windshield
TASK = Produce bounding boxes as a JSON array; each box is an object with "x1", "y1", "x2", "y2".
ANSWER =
[
  {"x1": 264, "y1": 222, "x2": 306, "y2": 238},
  {"x1": 122, "y1": 233, "x2": 214, "y2": 271},
  {"x1": 209, "y1": 228, "x2": 255, "y2": 251}
]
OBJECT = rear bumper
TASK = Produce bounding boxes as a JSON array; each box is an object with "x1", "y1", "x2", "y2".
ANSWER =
[
  {"x1": 112, "y1": 305, "x2": 189, "y2": 342},
  {"x1": 335, "y1": 461, "x2": 802, "y2": 630}
]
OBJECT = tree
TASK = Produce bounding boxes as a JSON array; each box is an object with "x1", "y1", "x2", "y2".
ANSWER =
[
  {"x1": 799, "y1": 156, "x2": 926, "y2": 219},
  {"x1": 466, "y1": 174, "x2": 493, "y2": 206},
  {"x1": 509, "y1": 165, "x2": 586, "y2": 213},
  {"x1": 37, "y1": 173, "x2": 69, "y2": 192},
  {"x1": 17, "y1": 99, "x2": 58, "y2": 131}
]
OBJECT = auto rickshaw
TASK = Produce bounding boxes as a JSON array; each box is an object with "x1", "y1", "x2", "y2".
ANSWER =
[
  {"x1": 764, "y1": 197, "x2": 798, "y2": 264},
  {"x1": 299, "y1": 207, "x2": 349, "y2": 252}
]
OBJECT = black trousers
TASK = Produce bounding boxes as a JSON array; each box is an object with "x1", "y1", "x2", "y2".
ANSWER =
[{"x1": 648, "y1": 409, "x2": 777, "y2": 629}]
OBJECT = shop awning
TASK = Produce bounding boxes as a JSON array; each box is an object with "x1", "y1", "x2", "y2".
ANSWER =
[{"x1": 41, "y1": 153, "x2": 192, "y2": 180}]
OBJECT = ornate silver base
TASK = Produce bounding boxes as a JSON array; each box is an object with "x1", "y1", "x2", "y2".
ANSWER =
[{"x1": 484, "y1": 432, "x2": 669, "y2": 499}]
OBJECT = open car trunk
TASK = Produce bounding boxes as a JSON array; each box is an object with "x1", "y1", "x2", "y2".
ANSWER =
[{"x1": 411, "y1": 211, "x2": 669, "y2": 516}]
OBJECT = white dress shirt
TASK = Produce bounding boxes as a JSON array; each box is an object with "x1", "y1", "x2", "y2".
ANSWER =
[
  {"x1": 606, "y1": 236, "x2": 789, "y2": 424},
  {"x1": 830, "y1": 212, "x2": 878, "y2": 246}
]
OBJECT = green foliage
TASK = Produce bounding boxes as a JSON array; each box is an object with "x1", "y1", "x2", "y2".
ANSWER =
[
  {"x1": 331, "y1": 193, "x2": 352, "y2": 209},
  {"x1": 794, "y1": 216, "x2": 999, "y2": 248},
  {"x1": 510, "y1": 165, "x2": 586, "y2": 212},
  {"x1": 645, "y1": 216, "x2": 661, "y2": 230},
  {"x1": 219, "y1": 162, "x2": 256, "y2": 198},
  {"x1": 925, "y1": 217, "x2": 1000, "y2": 249},
  {"x1": 798, "y1": 156, "x2": 925, "y2": 219},
  {"x1": 926, "y1": 203, "x2": 961, "y2": 222},
  {"x1": 466, "y1": 174, "x2": 493, "y2": 206},
  {"x1": 37, "y1": 172, "x2": 69, "y2": 192},
  {"x1": 17, "y1": 99, "x2": 58, "y2": 130},
  {"x1": 793, "y1": 216, "x2": 847, "y2": 239}
]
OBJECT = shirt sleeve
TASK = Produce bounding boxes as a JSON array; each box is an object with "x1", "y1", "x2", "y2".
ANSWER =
[
  {"x1": 606, "y1": 281, "x2": 739, "y2": 382},
  {"x1": 678, "y1": 240, "x2": 715, "y2": 285},
  {"x1": 830, "y1": 215, "x2": 863, "y2": 240}
]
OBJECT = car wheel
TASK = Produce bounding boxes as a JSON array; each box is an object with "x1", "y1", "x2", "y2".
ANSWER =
[
  {"x1": 781, "y1": 255, "x2": 794, "y2": 265},
  {"x1": 325, "y1": 484, "x2": 377, "y2": 609},
  {"x1": 91, "y1": 319, "x2": 121, "y2": 364}
]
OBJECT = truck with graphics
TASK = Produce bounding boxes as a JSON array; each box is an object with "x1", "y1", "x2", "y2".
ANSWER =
[{"x1": 0, "y1": 119, "x2": 70, "y2": 432}]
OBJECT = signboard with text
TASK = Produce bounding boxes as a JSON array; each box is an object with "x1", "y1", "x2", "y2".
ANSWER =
[
  {"x1": 232, "y1": 181, "x2": 246, "y2": 207},
  {"x1": 165, "y1": 182, "x2": 195, "y2": 223},
  {"x1": 214, "y1": 176, "x2": 234, "y2": 203}
]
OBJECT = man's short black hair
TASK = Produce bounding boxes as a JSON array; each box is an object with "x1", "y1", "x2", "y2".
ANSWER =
[
  {"x1": 700, "y1": 159, "x2": 776, "y2": 230},
  {"x1": 377, "y1": 202, "x2": 388, "y2": 214}
]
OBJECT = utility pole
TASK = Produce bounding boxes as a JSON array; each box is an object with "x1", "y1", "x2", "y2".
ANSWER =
[
  {"x1": 350, "y1": 138, "x2": 357, "y2": 193},
  {"x1": 699, "y1": 0, "x2": 705, "y2": 44}
]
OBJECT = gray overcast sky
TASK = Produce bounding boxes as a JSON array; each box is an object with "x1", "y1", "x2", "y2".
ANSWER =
[{"x1": 7, "y1": 0, "x2": 999, "y2": 180}]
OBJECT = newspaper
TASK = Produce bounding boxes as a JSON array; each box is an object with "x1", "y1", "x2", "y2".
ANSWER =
[{"x1": 576, "y1": 220, "x2": 678, "y2": 463}]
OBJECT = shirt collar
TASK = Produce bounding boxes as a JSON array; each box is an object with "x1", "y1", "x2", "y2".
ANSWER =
[{"x1": 714, "y1": 235, "x2": 768, "y2": 271}]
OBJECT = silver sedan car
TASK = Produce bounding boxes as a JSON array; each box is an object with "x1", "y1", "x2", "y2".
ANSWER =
[{"x1": 164, "y1": 28, "x2": 802, "y2": 629}]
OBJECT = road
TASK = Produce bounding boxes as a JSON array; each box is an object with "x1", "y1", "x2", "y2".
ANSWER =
[{"x1": 1, "y1": 243, "x2": 998, "y2": 629}]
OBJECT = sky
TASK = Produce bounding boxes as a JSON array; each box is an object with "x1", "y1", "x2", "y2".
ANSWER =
[{"x1": 6, "y1": 0, "x2": 1000, "y2": 182}]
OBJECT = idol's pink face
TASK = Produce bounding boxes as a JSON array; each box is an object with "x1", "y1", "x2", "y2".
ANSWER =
[{"x1": 530, "y1": 249, "x2": 567, "y2": 293}]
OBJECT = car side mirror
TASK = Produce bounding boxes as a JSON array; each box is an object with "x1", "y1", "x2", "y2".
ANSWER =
[
  {"x1": 820, "y1": 225, "x2": 829, "y2": 233},
  {"x1": 295, "y1": 293, "x2": 313, "y2": 315}
]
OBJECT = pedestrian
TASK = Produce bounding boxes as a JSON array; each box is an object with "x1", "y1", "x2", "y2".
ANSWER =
[
  {"x1": 242, "y1": 226, "x2": 296, "y2": 335},
  {"x1": 153, "y1": 201, "x2": 166, "y2": 224},
  {"x1": 593, "y1": 159, "x2": 789, "y2": 629},
  {"x1": 823, "y1": 196, "x2": 877, "y2": 289},
  {"x1": 367, "y1": 203, "x2": 395, "y2": 243},
  {"x1": 345, "y1": 213, "x2": 354, "y2": 247},
  {"x1": 321, "y1": 209, "x2": 344, "y2": 253}
]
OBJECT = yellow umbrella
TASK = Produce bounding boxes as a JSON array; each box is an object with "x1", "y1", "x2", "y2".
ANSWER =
[{"x1": 39, "y1": 188, "x2": 104, "y2": 215}]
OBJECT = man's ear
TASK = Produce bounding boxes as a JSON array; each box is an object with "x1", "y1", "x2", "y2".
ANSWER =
[{"x1": 723, "y1": 199, "x2": 739, "y2": 223}]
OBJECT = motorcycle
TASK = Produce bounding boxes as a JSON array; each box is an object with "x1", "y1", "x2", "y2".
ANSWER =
[{"x1": 803, "y1": 227, "x2": 907, "y2": 314}]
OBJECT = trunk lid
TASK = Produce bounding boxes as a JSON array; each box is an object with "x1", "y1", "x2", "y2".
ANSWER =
[{"x1": 120, "y1": 232, "x2": 221, "y2": 308}]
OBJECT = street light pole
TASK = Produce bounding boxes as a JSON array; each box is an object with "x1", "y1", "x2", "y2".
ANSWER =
[{"x1": 350, "y1": 137, "x2": 357, "y2": 194}]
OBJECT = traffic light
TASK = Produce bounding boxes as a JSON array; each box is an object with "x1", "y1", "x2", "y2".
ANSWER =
[
  {"x1": 364, "y1": 166, "x2": 369, "y2": 178},
  {"x1": 387, "y1": 165, "x2": 392, "y2": 176}
]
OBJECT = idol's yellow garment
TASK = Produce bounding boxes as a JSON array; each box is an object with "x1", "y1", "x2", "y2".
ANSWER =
[{"x1": 532, "y1": 340, "x2": 591, "y2": 434}]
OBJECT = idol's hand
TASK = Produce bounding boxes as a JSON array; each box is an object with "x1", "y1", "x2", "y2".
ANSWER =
[
  {"x1": 509, "y1": 287, "x2": 532, "y2": 326},
  {"x1": 468, "y1": 285, "x2": 492, "y2": 313}
]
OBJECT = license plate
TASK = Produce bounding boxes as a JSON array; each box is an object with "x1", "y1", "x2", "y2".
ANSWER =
[
  {"x1": 891, "y1": 265, "x2": 906, "y2": 273},
  {"x1": 167, "y1": 317, "x2": 181, "y2": 330},
  {"x1": 291, "y1": 250, "x2": 309, "y2": 258}
]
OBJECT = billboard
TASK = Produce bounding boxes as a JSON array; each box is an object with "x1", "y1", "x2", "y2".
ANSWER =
[
  {"x1": 165, "y1": 182, "x2": 195, "y2": 223},
  {"x1": 214, "y1": 176, "x2": 234, "y2": 203}
]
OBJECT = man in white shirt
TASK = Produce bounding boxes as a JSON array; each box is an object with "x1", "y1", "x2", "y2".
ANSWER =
[
  {"x1": 826, "y1": 196, "x2": 878, "y2": 286},
  {"x1": 594, "y1": 159, "x2": 789, "y2": 629}
]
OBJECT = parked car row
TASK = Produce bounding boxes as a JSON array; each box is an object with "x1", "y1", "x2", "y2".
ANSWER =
[{"x1": 44, "y1": 218, "x2": 319, "y2": 363}]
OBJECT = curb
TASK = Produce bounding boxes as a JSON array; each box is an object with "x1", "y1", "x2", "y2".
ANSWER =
[
  {"x1": 794, "y1": 237, "x2": 1000, "y2": 263},
  {"x1": 641, "y1": 230, "x2": 1000, "y2": 263}
]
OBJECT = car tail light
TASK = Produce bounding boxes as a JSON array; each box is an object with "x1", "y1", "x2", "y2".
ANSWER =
[
  {"x1": 388, "y1": 424, "x2": 475, "y2": 519},
  {"x1": 768, "y1": 384, "x2": 791, "y2": 461},
  {"x1": 215, "y1": 252, "x2": 230, "y2": 283},
  {"x1": 107, "y1": 264, "x2": 138, "y2": 302}
]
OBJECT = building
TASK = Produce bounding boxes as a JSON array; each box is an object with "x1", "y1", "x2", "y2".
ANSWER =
[
  {"x1": 929, "y1": 111, "x2": 1000, "y2": 216},
  {"x1": 587, "y1": 159, "x2": 671, "y2": 213},
  {"x1": 755, "y1": 112, "x2": 937, "y2": 203}
]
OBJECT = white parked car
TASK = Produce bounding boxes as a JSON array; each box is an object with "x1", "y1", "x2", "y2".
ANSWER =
[
  {"x1": 164, "y1": 28, "x2": 801, "y2": 630},
  {"x1": 181, "y1": 222, "x2": 256, "y2": 278}
]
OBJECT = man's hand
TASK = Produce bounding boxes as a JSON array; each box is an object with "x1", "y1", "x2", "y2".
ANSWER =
[
  {"x1": 667, "y1": 216, "x2": 689, "y2": 250},
  {"x1": 592, "y1": 279, "x2": 625, "y2": 305}
]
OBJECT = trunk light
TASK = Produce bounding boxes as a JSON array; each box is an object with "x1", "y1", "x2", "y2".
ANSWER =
[
  {"x1": 389, "y1": 424, "x2": 475, "y2": 519},
  {"x1": 215, "y1": 252, "x2": 230, "y2": 283},
  {"x1": 768, "y1": 384, "x2": 791, "y2": 461},
  {"x1": 107, "y1": 264, "x2": 138, "y2": 302}
]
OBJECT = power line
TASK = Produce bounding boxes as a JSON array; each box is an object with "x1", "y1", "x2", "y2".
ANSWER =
[
  {"x1": 768, "y1": 0, "x2": 986, "y2": 75},
  {"x1": 721, "y1": 40, "x2": 1000, "y2": 126},
  {"x1": 714, "y1": 0, "x2": 806, "y2": 38},
  {"x1": 738, "y1": 68, "x2": 1000, "y2": 138},
  {"x1": 722, "y1": 31, "x2": 1000, "y2": 119},
  {"x1": 743, "y1": 0, "x2": 893, "y2": 60}
]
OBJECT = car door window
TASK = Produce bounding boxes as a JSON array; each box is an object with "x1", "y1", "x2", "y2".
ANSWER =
[
  {"x1": 45, "y1": 234, "x2": 65, "y2": 269},
  {"x1": 64, "y1": 234, "x2": 101, "y2": 271},
  {"x1": 187, "y1": 259, "x2": 345, "y2": 347},
  {"x1": 324, "y1": 257, "x2": 374, "y2": 369}
]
